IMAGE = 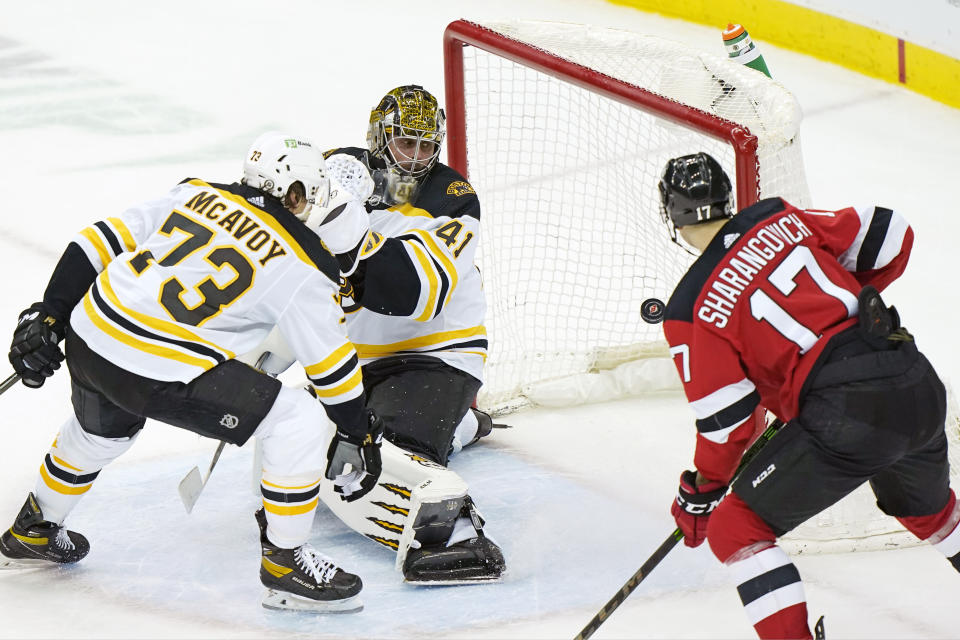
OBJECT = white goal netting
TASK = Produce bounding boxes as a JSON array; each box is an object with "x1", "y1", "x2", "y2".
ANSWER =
[
  {"x1": 445, "y1": 20, "x2": 809, "y2": 414},
  {"x1": 445, "y1": 19, "x2": 959, "y2": 553}
]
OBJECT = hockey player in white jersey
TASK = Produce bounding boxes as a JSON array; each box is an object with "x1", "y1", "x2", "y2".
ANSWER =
[
  {"x1": 245, "y1": 86, "x2": 503, "y2": 583},
  {"x1": 0, "y1": 132, "x2": 383, "y2": 613},
  {"x1": 313, "y1": 85, "x2": 504, "y2": 583}
]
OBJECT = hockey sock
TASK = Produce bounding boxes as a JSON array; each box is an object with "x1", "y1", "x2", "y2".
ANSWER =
[
  {"x1": 449, "y1": 409, "x2": 479, "y2": 456},
  {"x1": 260, "y1": 472, "x2": 322, "y2": 549},
  {"x1": 728, "y1": 545, "x2": 811, "y2": 640},
  {"x1": 253, "y1": 386, "x2": 333, "y2": 548},
  {"x1": 897, "y1": 489, "x2": 960, "y2": 571},
  {"x1": 34, "y1": 415, "x2": 138, "y2": 523}
]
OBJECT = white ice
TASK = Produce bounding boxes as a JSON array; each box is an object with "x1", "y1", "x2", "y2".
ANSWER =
[{"x1": 1, "y1": 1, "x2": 959, "y2": 638}]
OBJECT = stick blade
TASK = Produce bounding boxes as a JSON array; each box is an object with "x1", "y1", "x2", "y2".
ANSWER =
[{"x1": 178, "y1": 467, "x2": 203, "y2": 514}]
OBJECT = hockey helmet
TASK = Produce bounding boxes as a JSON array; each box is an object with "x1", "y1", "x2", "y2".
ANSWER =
[
  {"x1": 242, "y1": 132, "x2": 331, "y2": 218},
  {"x1": 367, "y1": 85, "x2": 445, "y2": 179},
  {"x1": 658, "y1": 152, "x2": 734, "y2": 241}
]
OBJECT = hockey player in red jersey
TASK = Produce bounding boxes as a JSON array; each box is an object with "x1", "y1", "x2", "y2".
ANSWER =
[
  {"x1": 0, "y1": 132, "x2": 383, "y2": 613},
  {"x1": 659, "y1": 152, "x2": 960, "y2": 638}
]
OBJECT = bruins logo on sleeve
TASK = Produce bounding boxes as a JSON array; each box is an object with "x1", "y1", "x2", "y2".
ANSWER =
[
  {"x1": 446, "y1": 181, "x2": 476, "y2": 197},
  {"x1": 338, "y1": 277, "x2": 362, "y2": 314}
]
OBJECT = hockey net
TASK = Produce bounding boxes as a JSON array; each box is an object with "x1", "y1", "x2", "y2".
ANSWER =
[
  {"x1": 443, "y1": 19, "x2": 960, "y2": 553},
  {"x1": 443, "y1": 19, "x2": 809, "y2": 414}
]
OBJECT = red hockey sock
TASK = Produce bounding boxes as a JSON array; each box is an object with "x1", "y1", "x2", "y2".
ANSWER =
[
  {"x1": 727, "y1": 545, "x2": 811, "y2": 639},
  {"x1": 898, "y1": 490, "x2": 960, "y2": 568},
  {"x1": 897, "y1": 490, "x2": 957, "y2": 540},
  {"x1": 710, "y1": 496, "x2": 812, "y2": 640},
  {"x1": 754, "y1": 602, "x2": 812, "y2": 640}
]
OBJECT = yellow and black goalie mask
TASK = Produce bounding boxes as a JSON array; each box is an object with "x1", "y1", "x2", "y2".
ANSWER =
[{"x1": 367, "y1": 85, "x2": 446, "y2": 180}]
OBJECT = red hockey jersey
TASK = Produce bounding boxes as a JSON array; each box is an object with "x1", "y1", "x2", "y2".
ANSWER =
[{"x1": 663, "y1": 198, "x2": 913, "y2": 483}]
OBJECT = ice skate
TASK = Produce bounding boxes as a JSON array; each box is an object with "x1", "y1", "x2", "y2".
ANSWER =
[
  {"x1": 403, "y1": 496, "x2": 505, "y2": 584},
  {"x1": 464, "y1": 408, "x2": 496, "y2": 448},
  {"x1": 453, "y1": 408, "x2": 511, "y2": 455},
  {"x1": 814, "y1": 615, "x2": 826, "y2": 639},
  {"x1": 403, "y1": 534, "x2": 505, "y2": 584},
  {"x1": 255, "y1": 508, "x2": 363, "y2": 613},
  {"x1": 0, "y1": 493, "x2": 89, "y2": 569}
]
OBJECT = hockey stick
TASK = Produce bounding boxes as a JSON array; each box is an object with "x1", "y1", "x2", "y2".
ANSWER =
[
  {"x1": 178, "y1": 352, "x2": 271, "y2": 514},
  {"x1": 573, "y1": 417, "x2": 786, "y2": 640},
  {"x1": 0, "y1": 373, "x2": 21, "y2": 395},
  {"x1": 178, "y1": 441, "x2": 225, "y2": 514}
]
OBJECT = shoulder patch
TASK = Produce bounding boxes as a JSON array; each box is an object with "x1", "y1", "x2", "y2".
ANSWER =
[
  {"x1": 360, "y1": 231, "x2": 385, "y2": 258},
  {"x1": 446, "y1": 181, "x2": 476, "y2": 197}
]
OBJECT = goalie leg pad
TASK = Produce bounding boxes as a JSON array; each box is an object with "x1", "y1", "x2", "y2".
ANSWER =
[
  {"x1": 317, "y1": 438, "x2": 505, "y2": 583},
  {"x1": 318, "y1": 439, "x2": 467, "y2": 556},
  {"x1": 401, "y1": 496, "x2": 506, "y2": 584}
]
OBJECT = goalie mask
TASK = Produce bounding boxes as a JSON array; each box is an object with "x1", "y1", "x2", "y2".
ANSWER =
[
  {"x1": 242, "y1": 132, "x2": 331, "y2": 219},
  {"x1": 658, "y1": 152, "x2": 734, "y2": 243},
  {"x1": 367, "y1": 85, "x2": 445, "y2": 180}
]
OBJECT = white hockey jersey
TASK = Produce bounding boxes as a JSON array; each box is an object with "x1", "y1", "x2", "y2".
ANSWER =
[
  {"x1": 67, "y1": 179, "x2": 364, "y2": 427},
  {"x1": 340, "y1": 202, "x2": 486, "y2": 382},
  {"x1": 326, "y1": 148, "x2": 486, "y2": 383}
]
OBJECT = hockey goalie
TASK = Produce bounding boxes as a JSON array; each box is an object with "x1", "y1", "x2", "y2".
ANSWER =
[{"x1": 241, "y1": 119, "x2": 504, "y2": 584}]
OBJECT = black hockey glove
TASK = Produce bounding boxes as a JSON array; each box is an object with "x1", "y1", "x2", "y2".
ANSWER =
[
  {"x1": 324, "y1": 409, "x2": 383, "y2": 502},
  {"x1": 9, "y1": 302, "x2": 66, "y2": 389}
]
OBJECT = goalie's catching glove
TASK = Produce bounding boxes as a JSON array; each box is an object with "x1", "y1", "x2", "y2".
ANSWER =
[
  {"x1": 324, "y1": 409, "x2": 383, "y2": 502},
  {"x1": 306, "y1": 154, "x2": 376, "y2": 275},
  {"x1": 9, "y1": 302, "x2": 66, "y2": 389},
  {"x1": 671, "y1": 469, "x2": 727, "y2": 548}
]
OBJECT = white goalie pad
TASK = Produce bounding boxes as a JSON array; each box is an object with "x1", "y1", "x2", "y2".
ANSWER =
[
  {"x1": 316, "y1": 439, "x2": 468, "y2": 573},
  {"x1": 393, "y1": 470, "x2": 470, "y2": 574}
]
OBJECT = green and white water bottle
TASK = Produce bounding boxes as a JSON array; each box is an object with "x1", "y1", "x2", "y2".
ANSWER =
[{"x1": 722, "y1": 23, "x2": 772, "y2": 78}]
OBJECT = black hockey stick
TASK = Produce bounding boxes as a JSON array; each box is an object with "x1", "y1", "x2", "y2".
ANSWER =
[
  {"x1": 0, "y1": 373, "x2": 21, "y2": 395},
  {"x1": 574, "y1": 417, "x2": 786, "y2": 640}
]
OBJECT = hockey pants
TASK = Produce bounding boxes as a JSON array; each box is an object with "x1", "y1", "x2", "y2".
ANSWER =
[{"x1": 33, "y1": 332, "x2": 335, "y2": 550}]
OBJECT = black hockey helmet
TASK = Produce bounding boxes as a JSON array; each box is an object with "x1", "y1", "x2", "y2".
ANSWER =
[{"x1": 658, "y1": 152, "x2": 734, "y2": 242}]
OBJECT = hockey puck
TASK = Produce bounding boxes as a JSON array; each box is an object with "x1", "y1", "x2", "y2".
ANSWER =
[{"x1": 641, "y1": 298, "x2": 666, "y2": 324}]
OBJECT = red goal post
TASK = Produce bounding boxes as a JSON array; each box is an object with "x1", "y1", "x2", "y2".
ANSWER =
[{"x1": 444, "y1": 19, "x2": 766, "y2": 213}]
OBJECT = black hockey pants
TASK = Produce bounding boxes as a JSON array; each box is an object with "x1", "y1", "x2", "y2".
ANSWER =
[
  {"x1": 733, "y1": 325, "x2": 949, "y2": 536},
  {"x1": 65, "y1": 330, "x2": 281, "y2": 446},
  {"x1": 361, "y1": 354, "x2": 482, "y2": 465}
]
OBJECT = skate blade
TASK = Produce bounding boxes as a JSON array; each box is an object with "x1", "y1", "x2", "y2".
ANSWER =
[
  {"x1": 0, "y1": 556, "x2": 52, "y2": 570},
  {"x1": 261, "y1": 589, "x2": 363, "y2": 613},
  {"x1": 404, "y1": 574, "x2": 503, "y2": 586}
]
